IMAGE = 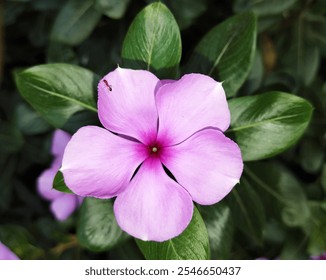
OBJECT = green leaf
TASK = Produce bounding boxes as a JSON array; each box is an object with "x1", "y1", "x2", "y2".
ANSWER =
[
  {"x1": 299, "y1": 138, "x2": 324, "y2": 174},
  {"x1": 0, "y1": 156, "x2": 16, "y2": 213},
  {"x1": 51, "y1": 0, "x2": 101, "y2": 46},
  {"x1": 186, "y1": 12, "x2": 256, "y2": 97},
  {"x1": 228, "y1": 92, "x2": 313, "y2": 161},
  {"x1": 199, "y1": 202, "x2": 233, "y2": 259},
  {"x1": 121, "y1": 2, "x2": 181, "y2": 78},
  {"x1": 242, "y1": 49, "x2": 263, "y2": 94},
  {"x1": 14, "y1": 103, "x2": 51, "y2": 135},
  {"x1": 46, "y1": 42, "x2": 78, "y2": 64},
  {"x1": 283, "y1": 33, "x2": 320, "y2": 87},
  {"x1": 245, "y1": 162, "x2": 311, "y2": 227},
  {"x1": 151, "y1": 0, "x2": 208, "y2": 30},
  {"x1": 53, "y1": 171, "x2": 73, "y2": 194},
  {"x1": 95, "y1": 0, "x2": 130, "y2": 19},
  {"x1": 226, "y1": 178, "x2": 265, "y2": 244},
  {"x1": 15, "y1": 63, "x2": 98, "y2": 128},
  {"x1": 0, "y1": 122, "x2": 24, "y2": 154},
  {"x1": 136, "y1": 207, "x2": 209, "y2": 260},
  {"x1": 321, "y1": 164, "x2": 326, "y2": 193},
  {"x1": 304, "y1": 202, "x2": 326, "y2": 256},
  {"x1": 0, "y1": 225, "x2": 43, "y2": 260},
  {"x1": 77, "y1": 198, "x2": 129, "y2": 252},
  {"x1": 234, "y1": 0, "x2": 298, "y2": 17}
]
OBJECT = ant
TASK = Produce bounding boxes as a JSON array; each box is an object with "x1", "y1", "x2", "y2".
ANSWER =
[{"x1": 103, "y1": 79, "x2": 112, "y2": 91}]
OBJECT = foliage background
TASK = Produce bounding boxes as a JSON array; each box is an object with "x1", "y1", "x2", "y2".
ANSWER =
[{"x1": 0, "y1": 0, "x2": 325, "y2": 259}]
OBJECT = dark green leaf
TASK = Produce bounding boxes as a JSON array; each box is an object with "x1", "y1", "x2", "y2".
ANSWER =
[
  {"x1": 245, "y1": 162, "x2": 311, "y2": 227},
  {"x1": 0, "y1": 156, "x2": 16, "y2": 213},
  {"x1": 304, "y1": 202, "x2": 326, "y2": 256},
  {"x1": 241, "y1": 49, "x2": 263, "y2": 94},
  {"x1": 199, "y1": 202, "x2": 233, "y2": 259},
  {"x1": 136, "y1": 207, "x2": 209, "y2": 260},
  {"x1": 0, "y1": 122, "x2": 24, "y2": 154},
  {"x1": 0, "y1": 225, "x2": 43, "y2": 259},
  {"x1": 151, "y1": 0, "x2": 208, "y2": 30},
  {"x1": 109, "y1": 239, "x2": 145, "y2": 260},
  {"x1": 279, "y1": 232, "x2": 308, "y2": 260},
  {"x1": 51, "y1": 0, "x2": 101, "y2": 46},
  {"x1": 15, "y1": 63, "x2": 98, "y2": 128},
  {"x1": 46, "y1": 42, "x2": 78, "y2": 64},
  {"x1": 321, "y1": 164, "x2": 326, "y2": 193},
  {"x1": 228, "y1": 92, "x2": 313, "y2": 161},
  {"x1": 226, "y1": 178, "x2": 265, "y2": 244},
  {"x1": 14, "y1": 103, "x2": 51, "y2": 135},
  {"x1": 53, "y1": 171, "x2": 73, "y2": 194},
  {"x1": 234, "y1": 0, "x2": 298, "y2": 17},
  {"x1": 299, "y1": 138, "x2": 324, "y2": 174},
  {"x1": 77, "y1": 198, "x2": 129, "y2": 252},
  {"x1": 121, "y1": 2, "x2": 181, "y2": 78},
  {"x1": 95, "y1": 0, "x2": 130, "y2": 19},
  {"x1": 283, "y1": 36, "x2": 320, "y2": 86},
  {"x1": 186, "y1": 12, "x2": 256, "y2": 97}
]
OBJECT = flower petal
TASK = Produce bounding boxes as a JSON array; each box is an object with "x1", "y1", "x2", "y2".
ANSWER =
[
  {"x1": 50, "y1": 194, "x2": 79, "y2": 221},
  {"x1": 61, "y1": 126, "x2": 147, "y2": 198},
  {"x1": 114, "y1": 158, "x2": 193, "y2": 242},
  {"x1": 37, "y1": 166, "x2": 62, "y2": 201},
  {"x1": 0, "y1": 242, "x2": 19, "y2": 260},
  {"x1": 161, "y1": 129, "x2": 243, "y2": 205},
  {"x1": 156, "y1": 74, "x2": 230, "y2": 145},
  {"x1": 98, "y1": 67, "x2": 159, "y2": 144},
  {"x1": 51, "y1": 129, "x2": 71, "y2": 156}
]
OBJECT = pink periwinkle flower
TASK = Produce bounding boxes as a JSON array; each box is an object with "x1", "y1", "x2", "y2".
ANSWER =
[
  {"x1": 61, "y1": 67, "x2": 243, "y2": 241},
  {"x1": 0, "y1": 242, "x2": 19, "y2": 260},
  {"x1": 37, "y1": 129, "x2": 82, "y2": 221},
  {"x1": 311, "y1": 253, "x2": 326, "y2": 260}
]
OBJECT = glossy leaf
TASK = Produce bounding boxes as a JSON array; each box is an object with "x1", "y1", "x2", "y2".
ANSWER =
[
  {"x1": 226, "y1": 178, "x2": 265, "y2": 244},
  {"x1": 136, "y1": 207, "x2": 209, "y2": 260},
  {"x1": 95, "y1": 0, "x2": 130, "y2": 19},
  {"x1": 51, "y1": 0, "x2": 101, "y2": 46},
  {"x1": 77, "y1": 198, "x2": 129, "y2": 252},
  {"x1": 228, "y1": 92, "x2": 313, "y2": 161},
  {"x1": 15, "y1": 64, "x2": 98, "y2": 128},
  {"x1": 121, "y1": 2, "x2": 181, "y2": 78},
  {"x1": 186, "y1": 12, "x2": 256, "y2": 97},
  {"x1": 53, "y1": 171, "x2": 73, "y2": 194},
  {"x1": 199, "y1": 202, "x2": 233, "y2": 259}
]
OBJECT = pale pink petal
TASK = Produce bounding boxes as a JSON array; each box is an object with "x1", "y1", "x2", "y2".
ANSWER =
[
  {"x1": 50, "y1": 194, "x2": 79, "y2": 221},
  {"x1": 37, "y1": 168, "x2": 62, "y2": 201},
  {"x1": 156, "y1": 74, "x2": 230, "y2": 145},
  {"x1": 51, "y1": 129, "x2": 71, "y2": 156},
  {"x1": 98, "y1": 67, "x2": 159, "y2": 144},
  {"x1": 0, "y1": 242, "x2": 19, "y2": 260},
  {"x1": 114, "y1": 158, "x2": 193, "y2": 242},
  {"x1": 61, "y1": 126, "x2": 147, "y2": 198},
  {"x1": 161, "y1": 129, "x2": 243, "y2": 205}
]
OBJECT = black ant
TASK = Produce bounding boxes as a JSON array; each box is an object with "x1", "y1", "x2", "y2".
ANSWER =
[{"x1": 103, "y1": 79, "x2": 112, "y2": 91}]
